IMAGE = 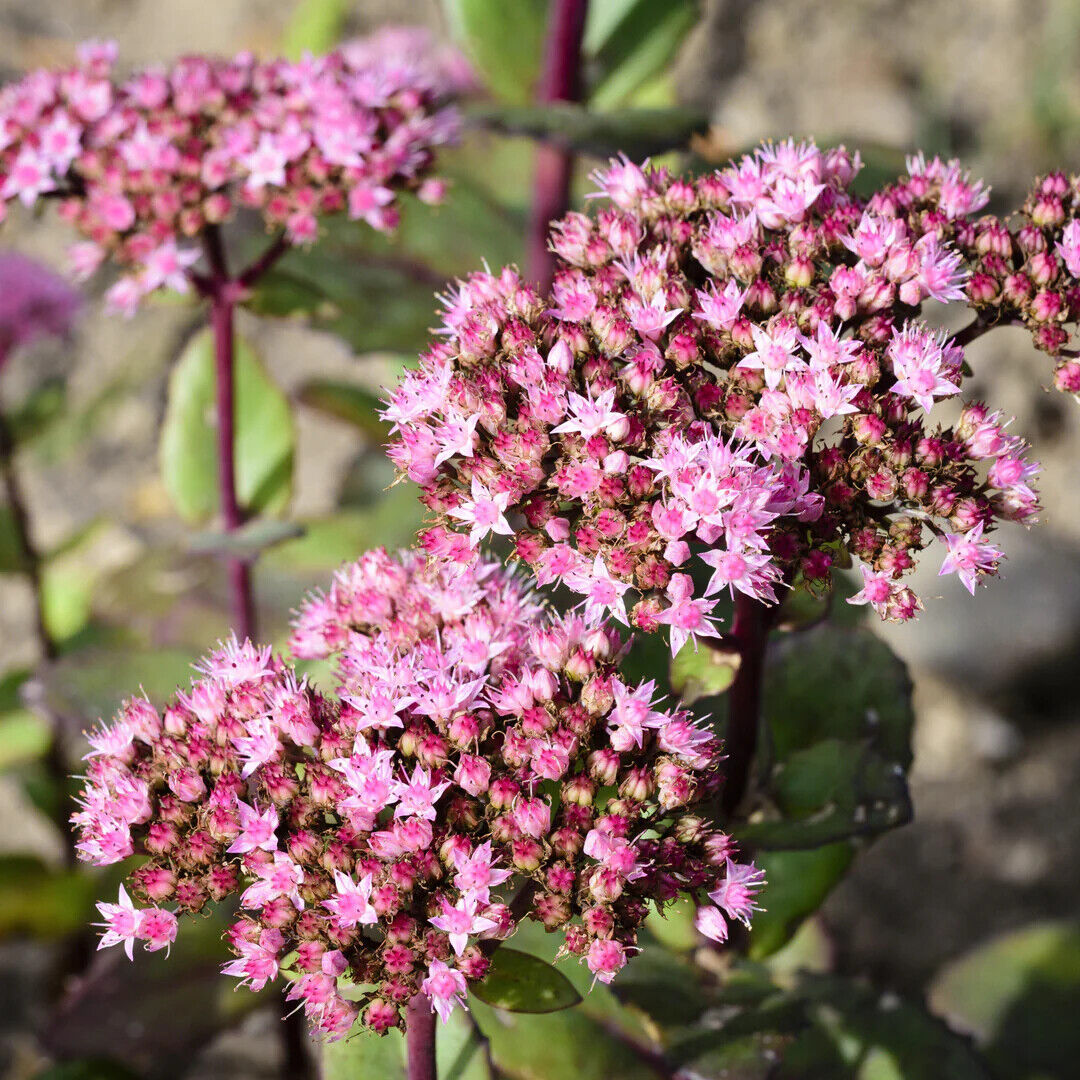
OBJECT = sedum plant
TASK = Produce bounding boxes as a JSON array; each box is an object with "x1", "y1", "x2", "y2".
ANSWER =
[
  {"x1": 0, "y1": 37, "x2": 461, "y2": 639},
  {"x1": 74, "y1": 549, "x2": 761, "y2": 1060},
  {"x1": 65, "y1": 140, "x2": 1080, "y2": 1080}
]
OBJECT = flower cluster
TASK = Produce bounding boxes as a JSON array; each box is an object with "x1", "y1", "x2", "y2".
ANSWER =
[
  {"x1": 384, "y1": 142, "x2": 1041, "y2": 649},
  {"x1": 0, "y1": 36, "x2": 460, "y2": 314},
  {"x1": 941, "y1": 169, "x2": 1080, "y2": 399},
  {"x1": 0, "y1": 250, "x2": 80, "y2": 363},
  {"x1": 73, "y1": 549, "x2": 760, "y2": 1040}
]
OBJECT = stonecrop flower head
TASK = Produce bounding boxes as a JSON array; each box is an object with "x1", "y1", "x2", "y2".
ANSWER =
[
  {"x1": 384, "y1": 141, "x2": 1041, "y2": 651},
  {"x1": 947, "y1": 168, "x2": 1080, "y2": 400},
  {"x1": 73, "y1": 548, "x2": 760, "y2": 1040},
  {"x1": 0, "y1": 36, "x2": 460, "y2": 315},
  {"x1": 0, "y1": 250, "x2": 81, "y2": 363}
]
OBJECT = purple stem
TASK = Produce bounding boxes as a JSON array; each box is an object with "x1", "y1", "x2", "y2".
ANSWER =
[
  {"x1": 952, "y1": 315, "x2": 1023, "y2": 348},
  {"x1": 526, "y1": 0, "x2": 590, "y2": 292},
  {"x1": 721, "y1": 593, "x2": 773, "y2": 817},
  {"x1": 405, "y1": 992, "x2": 437, "y2": 1080},
  {"x1": 200, "y1": 226, "x2": 257, "y2": 642},
  {"x1": 208, "y1": 285, "x2": 255, "y2": 642}
]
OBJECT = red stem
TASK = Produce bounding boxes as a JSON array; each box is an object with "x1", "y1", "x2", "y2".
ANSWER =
[
  {"x1": 405, "y1": 993, "x2": 437, "y2": 1080},
  {"x1": 721, "y1": 594, "x2": 773, "y2": 817},
  {"x1": 526, "y1": 0, "x2": 589, "y2": 291},
  {"x1": 208, "y1": 286, "x2": 256, "y2": 642},
  {"x1": 201, "y1": 226, "x2": 256, "y2": 642}
]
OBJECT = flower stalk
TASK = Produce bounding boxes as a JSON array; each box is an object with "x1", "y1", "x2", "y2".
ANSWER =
[
  {"x1": 721, "y1": 595, "x2": 774, "y2": 817},
  {"x1": 526, "y1": 0, "x2": 590, "y2": 291},
  {"x1": 405, "y1": 993, "x2": 437, "y2": 1080}
]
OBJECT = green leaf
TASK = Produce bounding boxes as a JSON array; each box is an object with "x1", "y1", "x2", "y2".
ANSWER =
[
  {"x1": 159, "y1": 329, "x2": 294, "y2": 525},
  {"x1": 41, "y1": 559, "x2": 94, "y2": 643},
  {"x1": 928, "y1": 921, "x2": 1080, "y2": 1080},
  {"x1": 322, "y1": 1010, "x2": 493, "y2": 1080},
  {"x1": 644, "y1": 896, "x2": 699, "y2": 953},
  {"x1": 736, "y1": 740, "x2": 912, "y2": 850},
  {"x1": 263, "y1": 491, "x2": 424, "y2": 574},
  {"x1": 472, "y1": 948, "x2": 582, "y2": 1013},
  {"x1": 297, "y1": 379, "x2": 388, "y2": 443},
  {"x1": 467, "y1": 103, "x2": 709, "y2": 158},
  {"x1": 187, "y1": 519, "x2": 305, "y2": 558},
  {"x1": 0, "y1": 855, "x2": 98, "y2": 938},
  {"x1": 0, "y1": 504, "x2": 31, "y2": 574},
  {"x1": 248, "y1": 249, "x2": 439, "y2": 354},
  {"x1": 773, "y1": 582, "x2": 833, "y2": 633},
  {"x1": 670, "y1": 639, "x2": 740, "y2": 705},
  {"x1": 281, "y1": 0, "x2": 348, "y2": 59},
  {"x1": 441, "y1": 0, "x2": 548, "y2": 104},
  {"x1": 469, "y1": 920, "x2": 667, "y2": 1079},
  {"x1": 788, "y1": 973, "x2": 991, "y2": 1080},
  {"x1": 740, "y1": 625, "x2": 916, "y2": 849},
  {"x1": 322, "y1": 1027, "x2": 404, "y2": 1080},
  {"x1": 0, "y1": 709, "x2": 51, "y2": 770},
  {"x1": 748, "y1": 845, "x2": 855, "y2": 960},
  {"x1": 584, "y1": 0, "x2": 700, "y2": 109},
  {"x1": 764, "y1": 626, "x2": 914, "y2": 765}
]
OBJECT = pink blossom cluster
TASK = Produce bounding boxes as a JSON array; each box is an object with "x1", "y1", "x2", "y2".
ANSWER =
[
  {"x1": 72, "y1": 549, "x2": 760, "y2": 1040},
  {"x1": 951, "y1": 170, "x2": 1080, "y2": 398},
  {"x1": 0, "y1": 250, "x2": 80, "y2": 362},
  {"x1": 0, "y1": 37, "x2": 459, "y2": 314},
  {"x1": 384, "y1": 142, "x2": 1041, "y2": 647}
]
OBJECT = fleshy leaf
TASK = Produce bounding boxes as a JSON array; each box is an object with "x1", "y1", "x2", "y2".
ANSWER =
[
  {"x1": 322, "y1": 1010, "x2": 493, "y2": 1080},
  {"x1": 159, "y1": 329, "x2": 294, "y2": 525},
  {"x1": 928, "y1": 921, "x2": 1080, "y2": 1080},
  {"x1": 471, "y1": 948, "x2": 582, "y2": 1013},
  {"x1": 441, "y1": 0, "x2": 547, "y2": 104},
  {"x1": 281, "y1": 0, "x2": 348, "y2": 59},
  {"x1": 747, "y1": 845, "x2": 855, "y2": 959},
  {"x1": 467, "y1": 103, "x2": 710, "y2": 158},
  {"x1": 670, "y1": 639, "x2": 740, "y2": 705},
  {"x1": 584, "y1": 0, "x2": 700, "y2": 108}
]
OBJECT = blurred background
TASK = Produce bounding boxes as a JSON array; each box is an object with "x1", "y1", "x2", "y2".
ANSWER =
[{"x1": 0, "y1": 0, "x2": 1079, "y2": 1077}]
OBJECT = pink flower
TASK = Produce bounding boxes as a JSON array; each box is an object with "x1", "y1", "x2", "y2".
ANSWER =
[
  {"x1": 451, "y1": 841, "x2": 512, "y2": 904},
  {"x1": 938, "y1": 523, "x2": 1003, "y2": 595},
  {"x1": 551, "y1": 387, "x2": 628, "y2": 441},
  {"x1": 694, "y1": 904, "x2": 729, "y2": 943},
  {"x1": 708, "y1": 860, "x2": 766, "y2": 928},
  {"x1": 392, "y1": 764, "x2": 451, "y2": 820},
  {"x1": 324, "y1": 871, "x2": 377, "y2": 929},
  {"x1": 846, "y1": 565, "x2": 896, "y2": 617},
  {"x1": 447, "y1": 477, "x2": 513, "y2": 544},
  {"x1": 227, "y1": 800, "x2": 279, "y2": 854},
  {"x1": 140, "y1": 242, "x2": 200, "y2": 294},
  {"x1": 95, "y1": 885, "x2": 142, "y2": 960},
  {"x1": 585, "y1": 938, "x2": 627, "y2": 985},
  {"x1": 429, "y1": 895, "x2": 498, "y2": 956},
  {"x1": 242, "y1": 134, "x2": 287, "y2": 190},
  {"x1": 568, "y1": 554, "x2": 632, "y2": 626},
  {"x1": 422, "y1": 960, "x2": 469, "y2": 1022},
  {"x1": 738, "y1": 321, "x2": 805, "y2": 390},
  {"x1": 221, "y1": 929, "x2": 285, "y2": 991}
]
